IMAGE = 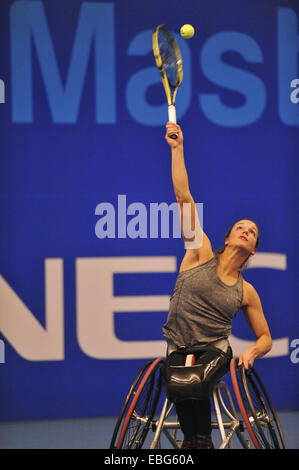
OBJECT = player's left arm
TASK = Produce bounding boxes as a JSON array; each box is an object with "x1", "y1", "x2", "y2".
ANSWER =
[{"x1": 239, "y1": 281, "x2": 272, "y2": 369}]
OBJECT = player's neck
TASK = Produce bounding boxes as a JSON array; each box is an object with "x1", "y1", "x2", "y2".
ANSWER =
[{"x1": 218, "y1": 247, "x2": 248, "y2": 275}]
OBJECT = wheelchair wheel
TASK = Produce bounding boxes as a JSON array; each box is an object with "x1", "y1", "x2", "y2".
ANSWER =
[
  {"x1": 230, "y1": 357, "x2": 287, "y2": 449},
  {"x1": 110, "y1": 359, "x2": 152, "y2": 448},
  {"x1": 112, "y1": 358, "x2": 164, "y2": 449}
]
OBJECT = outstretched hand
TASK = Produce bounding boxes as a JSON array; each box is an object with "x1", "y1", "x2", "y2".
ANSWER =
[{"x1": 165, "y1": 122, "x2": 183, "y2": 148}]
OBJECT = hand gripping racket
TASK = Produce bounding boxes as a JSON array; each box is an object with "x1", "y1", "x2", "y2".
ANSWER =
[{"x1": 152, "y1": 24, "x2": 183, "y2": 139}]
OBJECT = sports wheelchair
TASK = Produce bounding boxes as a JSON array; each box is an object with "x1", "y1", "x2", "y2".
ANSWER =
[{"x1": 110, "y1": 357, "x2": 287, "y2": 449}]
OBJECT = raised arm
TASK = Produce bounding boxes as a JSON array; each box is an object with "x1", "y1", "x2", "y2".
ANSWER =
[
  {"x1": 165, "y1": 122, "x2": 189, "y2": 201},
  {"x1": 165, "y1": 122, "x2": 213, "y2": 268}
]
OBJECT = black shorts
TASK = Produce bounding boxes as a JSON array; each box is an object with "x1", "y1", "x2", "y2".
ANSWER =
[{"x1": 163, "y1": 343, "x2": 233, "y2": 403}]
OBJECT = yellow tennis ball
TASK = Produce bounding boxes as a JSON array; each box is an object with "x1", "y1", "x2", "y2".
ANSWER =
[{"x1": 180, "y1": 24, "x2": 195, "y2": 39}]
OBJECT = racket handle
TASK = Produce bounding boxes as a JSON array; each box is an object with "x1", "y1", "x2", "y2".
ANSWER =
[{"x1": 168, "y1": 105, "x2": 178, "y2": 139}]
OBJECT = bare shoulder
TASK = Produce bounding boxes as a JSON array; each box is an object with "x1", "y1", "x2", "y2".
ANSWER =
[
  {"x1": 179, "y1": 232, "x2": 214, "y2": 272},
  {"x1": 242, "y1": 280, "x2": 261, "y2": 307}
]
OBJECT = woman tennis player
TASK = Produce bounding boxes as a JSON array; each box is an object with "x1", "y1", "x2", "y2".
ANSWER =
[{"x1": 162, "y1": 122, "x2": 273, "y2": 449}]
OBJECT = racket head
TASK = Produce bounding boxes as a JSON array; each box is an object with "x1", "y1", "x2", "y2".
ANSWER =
[{"x1": 152, "y1": 24, "x2": 183, "y2": 106}]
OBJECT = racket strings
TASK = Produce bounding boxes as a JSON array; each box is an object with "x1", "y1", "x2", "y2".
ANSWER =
[{"x1": 158, "y1": 32, "x2": 178, "y2": 89}]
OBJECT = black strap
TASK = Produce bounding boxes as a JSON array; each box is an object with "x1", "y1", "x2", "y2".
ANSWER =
[{"x1": 168, "y1": 343, "x2": 231, "y2": 360}]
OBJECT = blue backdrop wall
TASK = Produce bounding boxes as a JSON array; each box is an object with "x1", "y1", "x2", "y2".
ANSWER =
[{"x1": 0, "y1": 0, "x2": 298, "y2": 421}]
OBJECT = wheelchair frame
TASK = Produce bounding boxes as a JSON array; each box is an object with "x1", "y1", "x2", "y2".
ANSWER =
[
  {"x1": 110, "y1": 357, "x2": 287, "y2": 450},
  {"x1": 149, "y1": 378, "x2": 250, "y2": 449}
]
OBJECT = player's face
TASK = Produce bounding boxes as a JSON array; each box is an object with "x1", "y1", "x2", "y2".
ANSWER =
[{"x1": 226, "y1": 220, "x2": 258, "y2": 254}]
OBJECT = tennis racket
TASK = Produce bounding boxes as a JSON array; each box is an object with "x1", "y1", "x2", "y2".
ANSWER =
[{"x1": 152, "y1": 24, "x2": 183, "y2": 139}]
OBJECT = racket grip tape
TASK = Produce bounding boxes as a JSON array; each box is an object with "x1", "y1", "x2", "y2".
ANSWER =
[{"x1": 168, "y1": 105, "x2": 178, "y2": 139}]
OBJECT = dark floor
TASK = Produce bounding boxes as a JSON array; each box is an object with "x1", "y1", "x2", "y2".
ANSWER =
[{"x1": 0, "y1": 410, "x2": 297, "y2": 449}]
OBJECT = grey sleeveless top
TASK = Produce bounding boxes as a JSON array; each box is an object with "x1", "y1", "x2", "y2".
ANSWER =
[{"x1": 162, "y1": 255, "x2": 243, "y2": 348}]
